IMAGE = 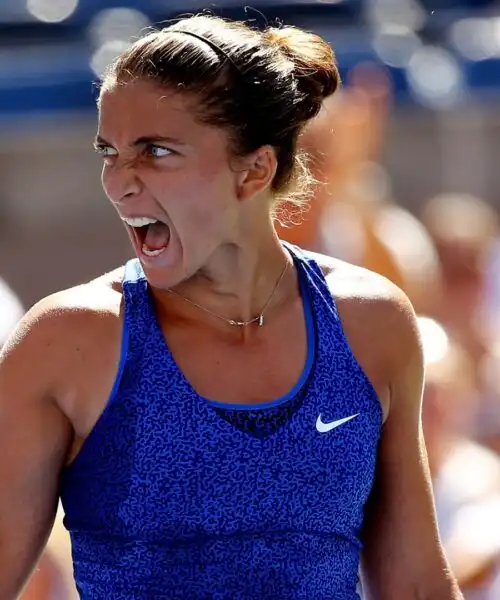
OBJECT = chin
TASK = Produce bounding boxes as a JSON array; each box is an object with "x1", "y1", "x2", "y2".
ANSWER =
[
  {"x1": 138, "y1": 262, "x2": 185, "y2": 291},
  {"x1": 130, "y1": 241, "x2": 185, "y2": 290}
]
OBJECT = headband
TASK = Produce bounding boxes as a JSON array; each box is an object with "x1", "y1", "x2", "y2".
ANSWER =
[{"x1": 177, "y1": 30, "x2": 239, "y2": 71}]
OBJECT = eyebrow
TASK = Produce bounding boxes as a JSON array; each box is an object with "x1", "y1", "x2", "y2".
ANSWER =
[{"x1": 94, "y1": 135, "x2": 185, "y2": 147}]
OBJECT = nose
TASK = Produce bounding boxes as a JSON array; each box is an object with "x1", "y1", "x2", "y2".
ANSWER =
[{"x1": 103, "y1": 159, "x2": 143, "y2": 205}]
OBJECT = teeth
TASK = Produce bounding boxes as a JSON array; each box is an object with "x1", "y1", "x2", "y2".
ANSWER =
[
  {"x1": 142, "y1": 245, "x2": 166, "y2": 257},
  {"x1": 123, "y1": 216, "x2": 158, "y2": 227}
]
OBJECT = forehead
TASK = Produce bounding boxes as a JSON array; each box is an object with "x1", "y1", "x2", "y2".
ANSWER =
[{"x1": 98, "y1": 79, "x2": 222, "y2": 146}]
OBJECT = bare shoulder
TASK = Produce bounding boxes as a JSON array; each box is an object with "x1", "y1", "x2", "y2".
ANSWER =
[
  {"x1": 308, "y1": 250, "x2": 407, "y2": 305},
  {"x1": 309, "y1": 250, "x2": 417, "y2": 330},
  {"x1": 8, "y1": 266, "x2": 124, "y2": 337},
  {"x1": 1, "y1": 266, "x2": 125, "y2": 404},
  {"x1": 307, "y1": 250, "x2": 423, "y2": 417}
]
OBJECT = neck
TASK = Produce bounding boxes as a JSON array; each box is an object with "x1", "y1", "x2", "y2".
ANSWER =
[{"x1": 157, "y1": 224, "x2": 294, "y2": 331}]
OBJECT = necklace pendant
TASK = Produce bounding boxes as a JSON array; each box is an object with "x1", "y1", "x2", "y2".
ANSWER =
[{"x1": 258, "y1": 314, "x2": 264, "y2": 327}]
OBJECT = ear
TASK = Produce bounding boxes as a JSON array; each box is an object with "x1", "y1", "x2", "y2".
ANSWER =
[{"x1": 234, "y1": 146, "x2": 278, "y2": 201}]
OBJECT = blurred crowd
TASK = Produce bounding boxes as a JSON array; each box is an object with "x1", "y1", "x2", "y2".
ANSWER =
[
  {"x1": 278, "y1": 62, "x2": 500, "y2": 599},
  {"x1": 1, "y1": 12, "x2": 500, "y2": 600}
]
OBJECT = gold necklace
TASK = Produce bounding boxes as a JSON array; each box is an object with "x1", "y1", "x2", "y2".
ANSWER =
[{"x1": 168, "y1": 261, "x2": 289, "y2": 327}]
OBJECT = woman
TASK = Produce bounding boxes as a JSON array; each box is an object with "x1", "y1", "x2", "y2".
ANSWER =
[{"x1": 0, "y1": 14, "x2": 462, "y2": 600}]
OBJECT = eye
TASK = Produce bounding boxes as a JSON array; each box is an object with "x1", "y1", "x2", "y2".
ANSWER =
[
  {"x1": 147, "y1": 145, "x2": 173, "y2": 158},
  {"x1": 94, "y1": 144, "x2": 117, "y2": 158}
]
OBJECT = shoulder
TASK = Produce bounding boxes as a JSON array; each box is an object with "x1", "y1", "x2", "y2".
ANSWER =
[
  {"x1": 303, "y1": 247, "x2": 402, "y2": 297},
  {"x1": 1, "y1": 266, "x2": 125, "y2": 383},
  {"x1": 302, "y1": 249, "x2": 424, "y2": 413},
  {"x1": 12, "y1": 266, "x2": 123, "y2": 334},
  {"x1": 305, "y1": 249, "x2": 418, "y2": 331}
]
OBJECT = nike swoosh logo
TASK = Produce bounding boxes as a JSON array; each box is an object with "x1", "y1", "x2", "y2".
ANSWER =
[{"x1": 316, "y1": 413, "x2": 360, "y2": 433}]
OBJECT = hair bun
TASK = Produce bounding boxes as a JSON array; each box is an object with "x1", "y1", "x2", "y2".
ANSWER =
[{"x1": 263, "y1": 26, "x2": 340, "y2": 121}]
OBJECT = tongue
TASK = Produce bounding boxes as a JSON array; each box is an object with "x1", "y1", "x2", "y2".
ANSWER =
[{"x1": 143, "y1": 222, "x2": 170, "y2": 251}]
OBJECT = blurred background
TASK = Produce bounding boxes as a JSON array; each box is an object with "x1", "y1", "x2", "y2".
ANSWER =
[{"x1": 1, "y1": 0, "x2": 500, "y2": 599}]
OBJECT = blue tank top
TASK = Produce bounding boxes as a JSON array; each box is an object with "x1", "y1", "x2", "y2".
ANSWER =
[{"x1": 60, "y1": 243, "x2": 383, "y2": 600}]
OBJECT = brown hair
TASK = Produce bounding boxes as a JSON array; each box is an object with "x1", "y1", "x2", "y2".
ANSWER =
[{"x1": 101, "y1": 14, "x2": 340, "y2": 210}]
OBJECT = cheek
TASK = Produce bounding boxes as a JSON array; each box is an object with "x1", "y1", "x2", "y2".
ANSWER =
[
  {"x1": 176, "y1": 193, "x2": 230, "y2": 239},
  {"x1": 158, "y1": 170, "x2": 235, "y2": 232},
  {"x1": 101, "y1": 165, "x2": 115, "y2": 201}
]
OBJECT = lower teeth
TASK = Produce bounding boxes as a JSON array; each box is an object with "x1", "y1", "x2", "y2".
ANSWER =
[{"x1": 142, "y1": 245, "x2": 166, "y2": 257}]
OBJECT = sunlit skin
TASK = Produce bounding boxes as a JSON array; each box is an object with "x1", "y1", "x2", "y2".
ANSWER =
[
  {"x1": 0, "y1": 19, "x2": 463, "y2": 599},
  {"x1": 96, "y1": 79, "x2": 294, "y2": 329}
]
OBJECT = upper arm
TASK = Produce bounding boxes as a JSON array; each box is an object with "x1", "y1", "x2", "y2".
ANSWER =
[
  {"x1": 359, "y1": 287, "x2": 462, "y2": 599},
  {"x1": 0, "y1": 300, "x2": 74, "y2": 598}
]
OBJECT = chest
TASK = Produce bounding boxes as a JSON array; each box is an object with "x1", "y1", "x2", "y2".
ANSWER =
[
  {"x1": 160, "y1": 300, "x2": 309, "y2": 405},
  {"x1": 61, "y1": 294, "x2": 384, "y2": 540},
  {"x1": 64, "y1": 370, "x2": 382, "y2": 541}
]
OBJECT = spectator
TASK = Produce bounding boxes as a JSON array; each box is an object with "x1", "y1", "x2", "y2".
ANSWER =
[{"x1": 420, "y1": 317, "x2": 500, "y2": 599}]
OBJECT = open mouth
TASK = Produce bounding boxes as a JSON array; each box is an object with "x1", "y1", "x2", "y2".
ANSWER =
[{"x1": 123, "y1": 217, "x2": 171, "y2": 258}]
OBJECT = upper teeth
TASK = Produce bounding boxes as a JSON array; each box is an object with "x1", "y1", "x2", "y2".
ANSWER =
[{"x1": 122, "y1": 217, "x2": 158, "y2": 227}]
